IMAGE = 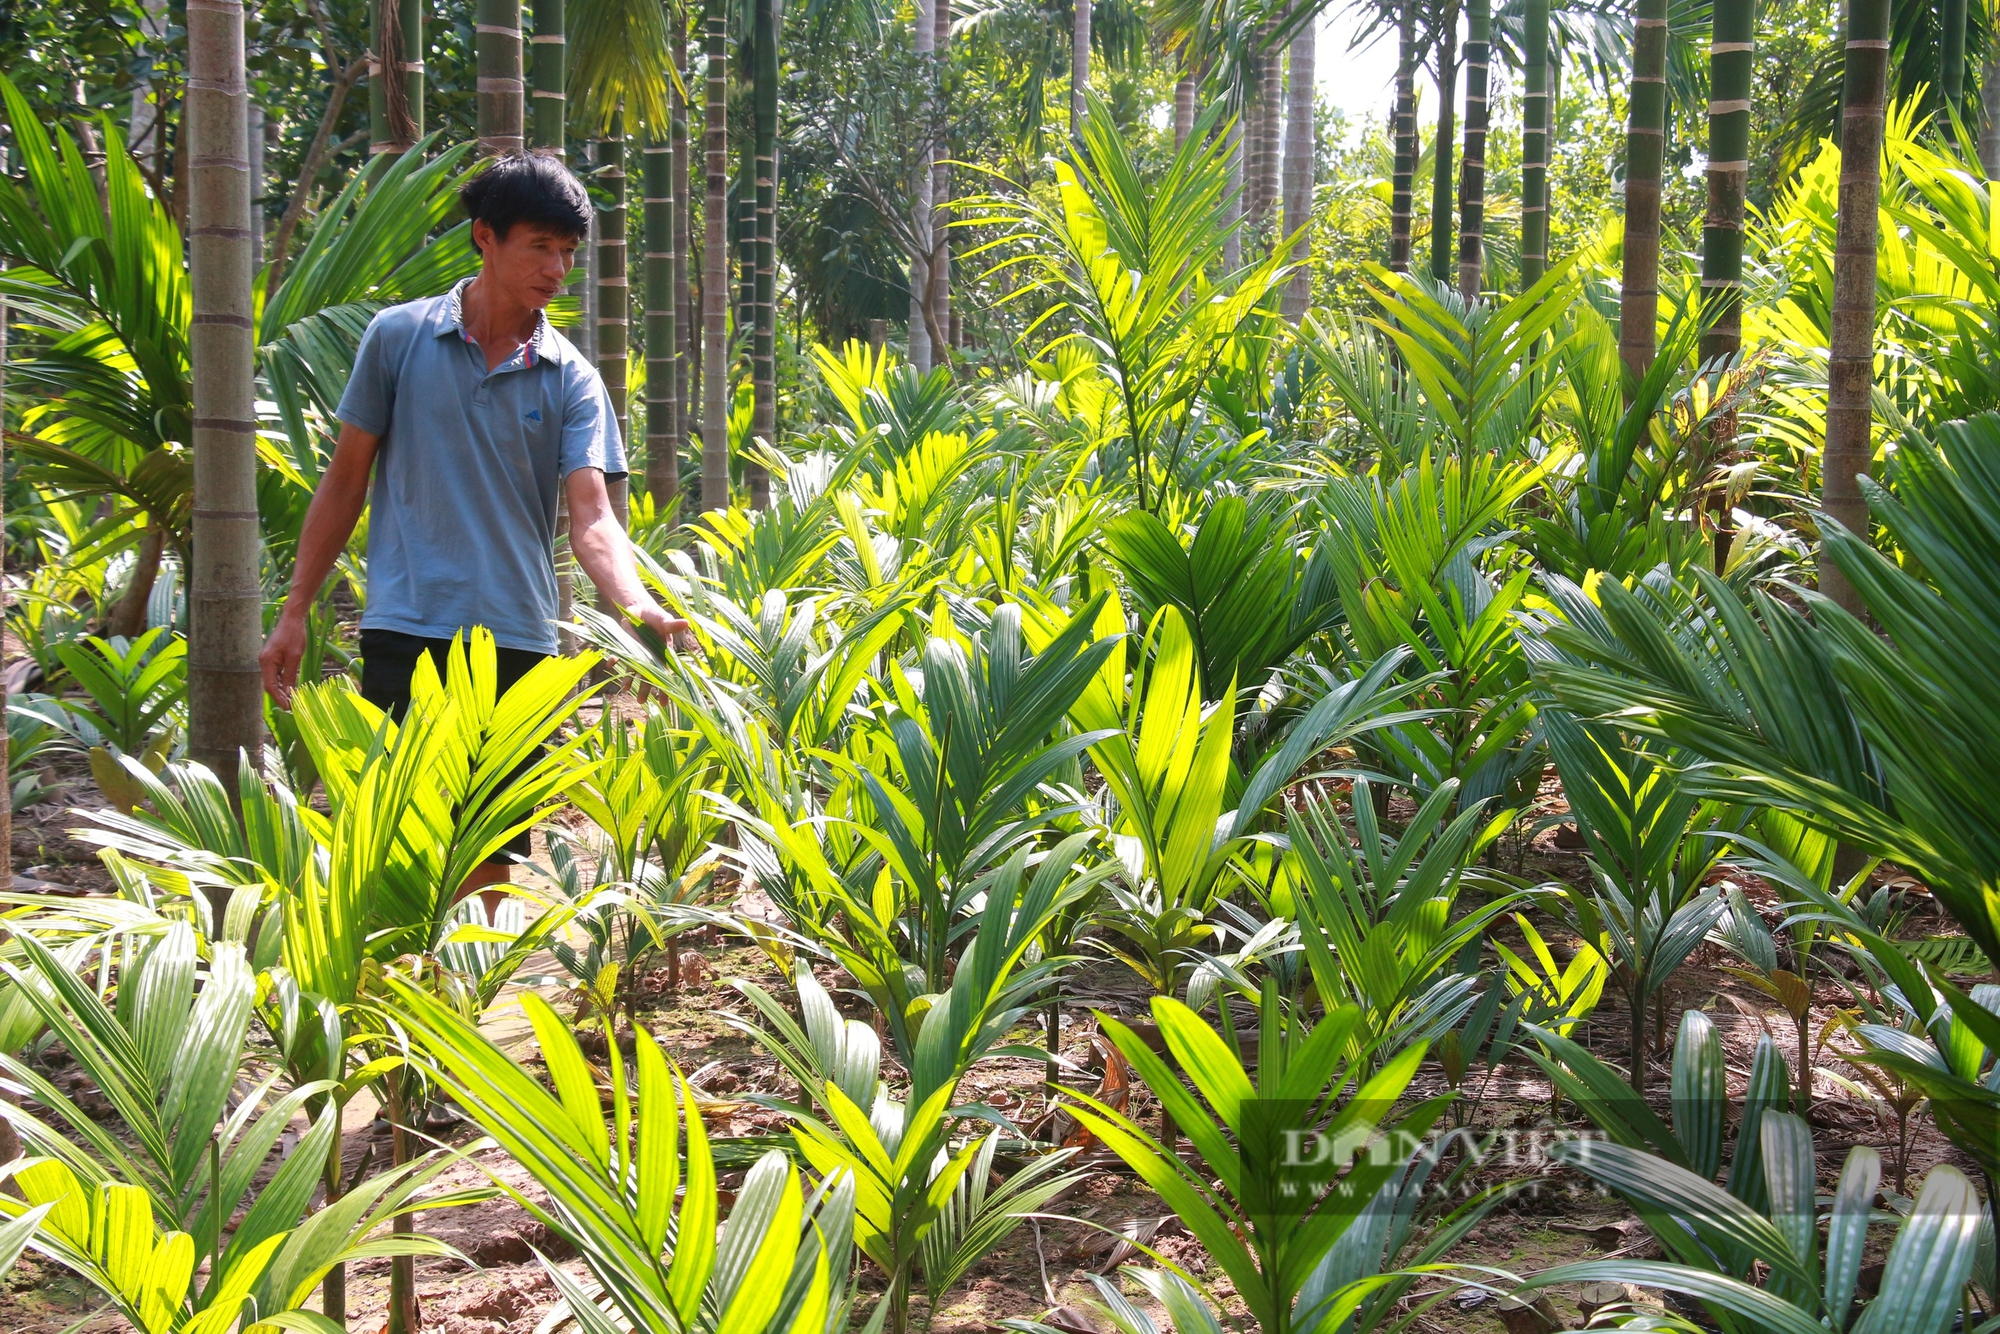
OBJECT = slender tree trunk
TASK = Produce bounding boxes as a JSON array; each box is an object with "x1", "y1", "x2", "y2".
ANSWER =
[
  {"x1": 187, "y1": 0, "x2": 264, "y2": 781},
  {"x1": 1389, "y1": 1, "x2": 1417, "y2": 272},
  {"x1": 749, "y1": 0, "x2": 778, "y2": 509},
  {"x1": 1820, "y1": 0, "x2": 1891, "y2": 617},
  {"x1": 386, "y1": 1071, "x2": 418, "y2": 1334},
  {"x1": 931, "y1": 0, "x2": 951, "y2": 360},
  {"x1": 1455, "y1": 0, "x2": 1489, "y2": 299},
  {"x1": 908, "y1": 0, "x2": 936, "y2": 374},
  {"x1": 1259, "y1": 23, "x2": 1282, "y2": 235},
  {"x1": 1246, "y1": 58, "x2": 1267, "y2": 232},
  {"x1": 248, "y1": 102, "x2": 264, "y2": 275},
  {"x1": 644, "y1": 128, "x2": 677, "y2": 502},
  {"x1": 673, "y1": 17, "x2": 692, "y2": 484},
  {"x1": 370, "y1": 0, "x2": 424, "y2": 154},
  {"x1": 701, "y1": 0, "x2": 731, "y2": 510},
  {"x1": 1982, "y1": 44, "x2": 2000, "y2": 176},
  {"x1": 530, "y1": 0, "x2": 564, "y2": 153},
  {"x1": 1942, "y1": 0, "x2": 1967, "y2": 118},
  {"x1": 106, "y1": 526, "x2": 167, "y2": 638},
  {"x1": 1700, "y1": 0, "x2": 1754, "y2": 368},
  {"x1": 1428, "y1": 0, "x2": 1458, "y2": 284},
  {"x1": 1519, "y1": 0, "x2": 1549, "y2": 287},
  {"x1": 1280, "y1": 9, "x2": 1315, "y2": 319},
  {"x1": 596, "y1": 120, "x2": 630, "y2": 530},
  {"x1": 1174, "y1": 62, "x2": 1195, "y2": 148},
  {"x1": 1618, "y1": 0, "x2": 1669, "y2": 382},
  {"x1": 1070, "y1": 0, "x2": 1091, "y2": 137},
  {"x1": 476, "y1": 0, "x2": 524, "y2": 155}
]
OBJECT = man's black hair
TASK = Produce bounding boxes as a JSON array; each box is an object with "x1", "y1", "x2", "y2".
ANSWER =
[{"x1": 460, "y1": 151, "x2": 591, "y2": 253}]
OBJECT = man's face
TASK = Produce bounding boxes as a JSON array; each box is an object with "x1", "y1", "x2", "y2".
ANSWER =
[{"x1": 473, "y1": 220, "x2": 580, "y2": 311}]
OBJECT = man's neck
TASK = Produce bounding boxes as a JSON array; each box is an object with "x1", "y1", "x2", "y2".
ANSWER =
[{"x1": 460, "y1": 273, "x2": 539, "y2": 349}]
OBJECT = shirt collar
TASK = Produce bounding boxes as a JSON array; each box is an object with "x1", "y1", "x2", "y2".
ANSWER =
[{"x1": 437, "y1": 277, "x2": 559, "y2": 368}]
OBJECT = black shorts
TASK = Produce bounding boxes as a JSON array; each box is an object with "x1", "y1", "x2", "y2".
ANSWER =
[{"x1": 359, "y1": 629, "x2": 552, "y2": 862}]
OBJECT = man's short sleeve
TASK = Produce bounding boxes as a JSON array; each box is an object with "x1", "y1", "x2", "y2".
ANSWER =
[
  {"x1": 336, "y1": 312, "x2": 397, "y2": 436},
  {"x1": 560, "y1": 361, "x2": 627, "y2": 480}
]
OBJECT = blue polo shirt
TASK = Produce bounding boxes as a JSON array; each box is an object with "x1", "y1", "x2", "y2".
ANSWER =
[{"x1": 335, "y1": 278, "x2": 625, "y2": 655}]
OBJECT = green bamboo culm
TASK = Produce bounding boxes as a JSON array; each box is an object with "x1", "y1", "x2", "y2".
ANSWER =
[
  {"x1": 1518, "y1": 0, "x2": 1548, "y2": 287},
  {"x1": 1617, "y1": 0, "x2": 1669, "y2": 385},
  {"x1": 1699, "y1": 0, "x2": 1754, "y2": 369},
  {"x1": 749, "y1": 0, "x2": 779, "y2": 510},
  {"x1": 1428, "y1": 0, "x2": 1459, "y2": 284},
  {"x1": 476, "y1": 0, "x2": 525, "y2": 155},
  {"x1": 1820, "y1": 0, "x2": 1893, "y2": 617},
  {"x1": 369, "y1": 0, "x2": 424, "y2": 155},
  {"x1": 644, "y1": 124, "x2": 678, "y2": 501},
  {"x1": 529, "y1": 0, "x2": 564, "y2": 152},
  {"x1": 1454, "y1": 0, "x2": 1490, "y2": 299},
  {"x1": 1942, "y1": 0, "x2": 1968, "y2": 117}
]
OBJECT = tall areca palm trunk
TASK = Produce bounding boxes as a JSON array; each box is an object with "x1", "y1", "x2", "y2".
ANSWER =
[
  {"x1": 596, "y1": 122, "x2": 630, "y2": 523},
  {"x1": 187, "y1": 0, "x2": 263, "y2": 785},
  {"x1": 1071, "y1": 0, "x2": 1090, "y2": 136},
  {"x1": 1943, "y1": 0, "x2": 1967, "y2": 117},
  {"x1": 673, "y1": 17, "x2": 692, "y2": 459},
  {"x1": 748, "y1": 0, "x2": 777, "y2": 507},
  {"x1": 1699, "y1": 0, "x2": 1753, "y2": 369},
  {"x1": 1280, "y1": 7, "x2": 1315, "y2": 320},
  {"x1": 1174, "y1": 60, "x2": 1196, "y2": 147},
  {"x1": 931, "y1": 0, "x2": 952, "y2": 357},
  {"x1": 1982, "y1": 45, "x2": 2000, "y2": 176},
  {"x1": 1427, "y1": 0, "x2": 1458, "y2": 284},
  {"x1": 476, "y1": 0, "x2": 525, "y2": 155},
  {"x1": 1389, "y1": 0, "x2": 1417, "y2": 271},
  {"x1": 644, "y1": 133, "x2": 677, "y2": 501},
  {"x1": 1617, "y1": 0, "x2": 1669, "y2": 382},
  {"x1": 1256, "y1": 22, "x2": 1282, "y2": 235},
  {"x1": 1454, "y1": 0, "x2": 1489, "y2": 298},
  {"x1": 530, "y1": 0, "x2": 564, "y2": 151},
  {"x1": 370, "y1": 0, "x2": 423, "y2": 154},
  {"x1": 1518, "y1": 0, "x2": 1549, "y2": 286},
  {"x1": 908, "y1": 0, "x2": 936, "y2": 373},
  {"x1": 701, "y1": 0, "x2": 730, "y2": 509},
  {"x1": 1820, "y1": 0, "x2": 1891, "y2": 617}
]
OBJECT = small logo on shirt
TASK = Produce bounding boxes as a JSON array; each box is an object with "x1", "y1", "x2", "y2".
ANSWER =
[{"x1": 524, "y1": 408, "x2": 543, "y2": 422}]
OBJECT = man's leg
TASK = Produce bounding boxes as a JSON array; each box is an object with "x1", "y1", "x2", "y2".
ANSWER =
[{"x1": 469, "y1": 644, "x2": 555, "y2": 919}]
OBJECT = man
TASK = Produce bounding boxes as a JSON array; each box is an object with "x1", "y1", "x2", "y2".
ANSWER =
[{"x1": 260, "y1": 151, "x2": 686, "y2": 903}]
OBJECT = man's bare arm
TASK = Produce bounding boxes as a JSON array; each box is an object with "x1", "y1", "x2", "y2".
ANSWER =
[
  {"x1": 565, "y1": 467, "x2": 689, "y2": 642},
  {"x1": 259, "y1": 422, "x2": 381, "y2": 706}
]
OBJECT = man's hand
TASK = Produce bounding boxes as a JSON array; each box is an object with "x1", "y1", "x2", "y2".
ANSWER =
[
  {"x1": 260, "y1": 608, "x2": 309, "y2": 709},
  {"x1": 632, "y1": 603, "x2": 698, "y2": 654}
]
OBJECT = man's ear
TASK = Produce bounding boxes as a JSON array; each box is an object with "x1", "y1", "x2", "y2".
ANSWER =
[{"x1": 471, "y1": 218, "x2": 495, "y2": 257}]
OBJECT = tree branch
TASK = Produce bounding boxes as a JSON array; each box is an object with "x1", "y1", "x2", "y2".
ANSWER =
[{"x1": 266, "y1": 54, "x2": 370, "y2": 295}]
